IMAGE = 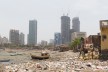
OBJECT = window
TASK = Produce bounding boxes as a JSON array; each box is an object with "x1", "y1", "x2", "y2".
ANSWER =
[{"x1": 102, "y1": 35, "x2": 107, "y2": 41}]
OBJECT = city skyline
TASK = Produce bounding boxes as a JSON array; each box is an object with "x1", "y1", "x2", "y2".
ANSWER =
[{"x1": 0, "y1": 0, "x2": 108, "y2": 44}]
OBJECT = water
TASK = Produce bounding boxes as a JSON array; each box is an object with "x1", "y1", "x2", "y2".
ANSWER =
[{"x1": 0, "y1": 62, "x2": 10, "y2": 65}]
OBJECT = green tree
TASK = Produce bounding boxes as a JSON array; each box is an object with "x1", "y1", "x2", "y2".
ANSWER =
[{"x1": 69, "y1": 38, "x2": 81, "y2": 52}]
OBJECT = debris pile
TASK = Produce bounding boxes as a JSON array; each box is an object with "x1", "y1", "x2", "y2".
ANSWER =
[
  {"x1": 1, "y1": 50, "x2": 108, "y2": 72},
  {"x1": 4, "y1": 60, "x2": 108, "y2": 72}
]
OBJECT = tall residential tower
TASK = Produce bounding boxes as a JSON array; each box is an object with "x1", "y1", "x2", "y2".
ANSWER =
[
  {"x1": 61, "y1": 15, "x2": 70, "y2": 44},
  {"x1": 9, "y1": 29, "x2": 19, "y2": 45},
  {"x1": 19, "y1": 32, "x2": 25, "y2": 45},
  {"x1": 72, "y1": 17, "x2": 80, "y2": 32},
  {"x1": 28, "y1": 20, "x2": 37, "y2": 45},
  {"x1": 54, "y1": 33, "x2": 62, "y2": 46}
]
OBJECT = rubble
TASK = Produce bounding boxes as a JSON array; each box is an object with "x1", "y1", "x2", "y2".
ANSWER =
[
  {"x1": 4, "y1": 60, "x2": 108, "y2": 72},
  {"x1": 1, "y1": 49, "x2": 108, "y2": 72}
]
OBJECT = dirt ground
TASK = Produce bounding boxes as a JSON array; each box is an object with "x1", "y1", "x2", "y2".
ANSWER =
[{"x1": 0, "y1": 48, "x2": 108, "y2": 72}]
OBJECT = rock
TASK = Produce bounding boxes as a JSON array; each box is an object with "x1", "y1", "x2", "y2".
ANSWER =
[{"x1": 37, "y1": 64, "x2": 42, "y2": 70}]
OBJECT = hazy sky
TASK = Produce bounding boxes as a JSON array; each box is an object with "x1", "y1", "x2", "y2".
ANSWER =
[{"x1": 0, "y1": 0, "x2": 108, "y2": 44}]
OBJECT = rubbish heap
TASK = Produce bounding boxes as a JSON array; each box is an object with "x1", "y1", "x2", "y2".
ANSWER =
[
  {"x1": 1, "y1": 50, "x2": 108, "y2": 72},
  {"x1": 4, "y1": 59, "x2": 108, "y2": 72}
]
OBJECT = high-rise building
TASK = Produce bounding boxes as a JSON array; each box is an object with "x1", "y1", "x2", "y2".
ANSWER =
[
  {"x1": 2, "y1": 37, "x2": 8, "y2": 44},
  {"x1": 54, "y1": 33, "x2": 62, "y2": 46},
  {"x1": 61, "y1": 15, "x2": 70, "y2": 44},
  {"x1": 19, "y1": 32, "x2": 25, "y2": 45},
  {"x1": 27, "y1": 34, "x2": 29, "y2": 45},
  {"x1": 72, "y1": 17, "x2": 80, "y2": 32},
  {"x1": 9, "y1": 29, "x2": 19, "y2": 45},
  {"x1": 28, "y1": 20, "x2": 37, "y2": 45}
]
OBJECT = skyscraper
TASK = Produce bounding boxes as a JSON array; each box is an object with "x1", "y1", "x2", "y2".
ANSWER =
[
  {"x1": 61, "y1": 15, "x2": 70, "y2": 44},
  {"x1": 72, "y1": 17, "x2": 80, "y2": 32},
  {"x1": 19, "y1": 32, "x2": 25, "y2": 45},
  {"x1": 9, "y1": 29, "x2": 19, "y2": 45},
  {"x1": 28, "y1": 20, "x2": 37, "y2": 45},
  {"x1": 54, "y1": 33, "x2": 62, "y2": 46}
]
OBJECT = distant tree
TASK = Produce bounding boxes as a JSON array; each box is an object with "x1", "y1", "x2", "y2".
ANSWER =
[{"x1": 69, "y1": 38, "x2": 81, "y2": 52}]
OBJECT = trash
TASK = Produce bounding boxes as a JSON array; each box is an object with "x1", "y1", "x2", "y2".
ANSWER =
[
  {"x1": 1, "y1": 50, "x2": 108, "y2": 72},
  {"x1": 86, "y1": 64, "x2": 91, "y2": 67},
  {"x1": 10, "y1": 53, "x2": 23, "y2": 56}
]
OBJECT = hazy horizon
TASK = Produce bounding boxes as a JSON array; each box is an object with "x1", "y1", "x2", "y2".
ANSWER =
[{"x1": 0, "y1": 0, "x2": 108, "y2": 44}]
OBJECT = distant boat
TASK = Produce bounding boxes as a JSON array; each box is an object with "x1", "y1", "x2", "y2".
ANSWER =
[
  {"x1": 0, "y1": 59, "x2": 10, "y2": 62},
  {"x1": 31, "y1": 52, "x2": 50, "y2": 60}
]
